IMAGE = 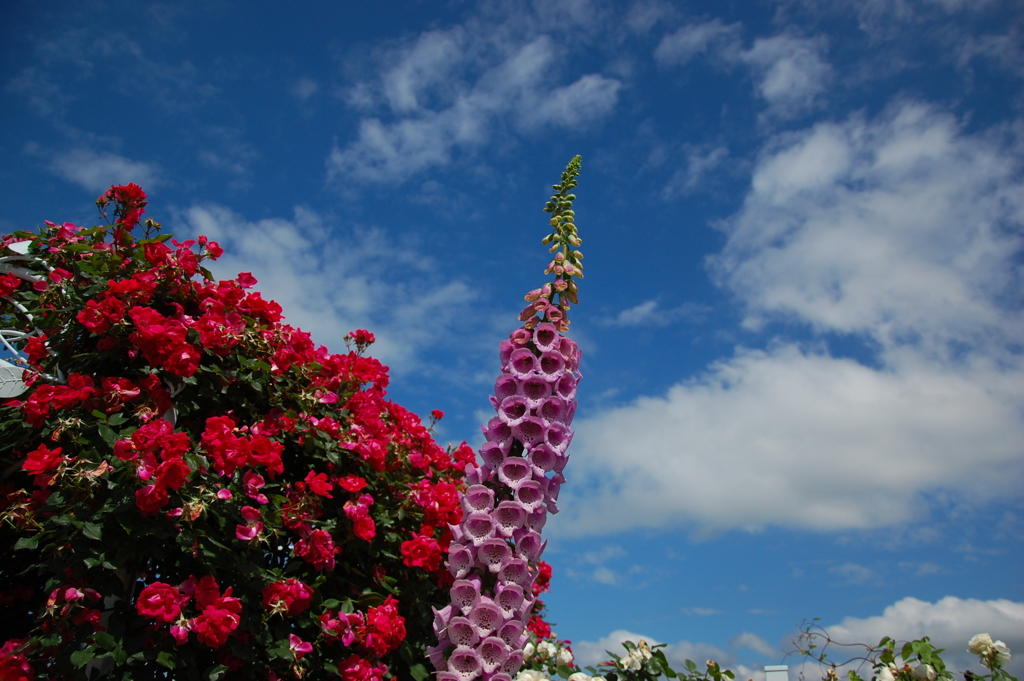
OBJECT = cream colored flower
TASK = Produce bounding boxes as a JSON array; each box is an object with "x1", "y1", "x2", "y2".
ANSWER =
[
  {"x1": 968, "y1": 633, "x2": 994, "y2": 656},
  {"x1": 912, "y1": 663, "x2": 936, "y2": 681}
]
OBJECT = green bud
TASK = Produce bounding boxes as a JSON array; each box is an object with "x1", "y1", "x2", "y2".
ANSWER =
[
  {"x1": 573, "y1": 250, "x2": 583, "y2": 260},
  {"x1": 550, "y1": 217, "x2": 558, "y2": 227},
  {"x1": 565, "y1": 194, "x2": 576, "y2": 201},
  {"x1": 542, "y1": 234, "x2": 553, "y2": 245}
]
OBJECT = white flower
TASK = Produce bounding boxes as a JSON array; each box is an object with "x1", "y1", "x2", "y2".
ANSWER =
[
  {"x1": 523, "y1": 642, "x2": 536, "y2": 659},
  {"x1": 515, "y1": 671, "x2": 550, "y2": 681},
  {"x1": 537, "y1": 641, "x2": 557, "y2": 659},
  {"x1": 568, "y1": 674, "x2": 593, "y2": 681},
  {"x1": 912, "y1": 664, "x2": 936, "y2": 681},
  {"x1": 558, "y1": 648, "x2": 575, "y2": 665},
  {"x1": 968, "y1": 633, "x2": 994, "y2": 656},
  {"x1": 990, "y1": 641, "x2": 1011, "y2": 668},
  {"x1": 638, "y1": 640, "x2": 653, "y2": 660},
  {"x1": 875, "y1": 664, "x2": 896, "y2": 681},
  {"x1": 622, "y1": 649, "x2": 644, "y2": 671}
]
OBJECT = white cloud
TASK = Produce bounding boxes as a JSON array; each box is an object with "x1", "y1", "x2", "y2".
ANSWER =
[
  {"x1": 329, "y1": 26, "x2": 620, "y2": 184},
  {"x1": 737, "y1": 34, "x2": 832, "y2": 119},
  {"x1": 818, "y1": 597, "x2": 1024, "y2": 676},
  {"x1": 291, "y1": 77, "x2": 319, "y2": 102},
  {"x1": 663, "y1": 145, "x2": 730, "y2": 197},
  {"x1": 655, "y1": 19, "x2": 741, "y2": 66},
  {"x1": 177, "y1": 204, "x2": 475, "y2": 376},
  {"x1": 654, "y1": 23, "x2": 830, "y2": 119},
  {"x1": 730, "y1": 632, "x2": 776, "y2": 658},
  {"x1": 49, "y1": 148, "x2": 161, "y2": 193},
  {"x1": 552, "y1": 102, "x2": 1024, "y2": 537},
  {"x1": 604, "y1": 299, "x2": 707, "y2": 327}
]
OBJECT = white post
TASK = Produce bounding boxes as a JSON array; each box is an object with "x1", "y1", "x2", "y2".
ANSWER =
[{"x1": 766, "y1": 665, "x2": 790, "y2": 681}]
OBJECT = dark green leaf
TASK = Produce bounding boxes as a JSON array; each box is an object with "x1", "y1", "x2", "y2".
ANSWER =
[
  {"x1": 13, "y1": 536, "x2": 38, "y2": 550},
  {"x1": 98, "y1": 423, "x2": 117, "y2": 447},
  {"x1": 93, "y1": 631, "x2": 116, "y2": 649},
  {"x1": 156, "y1": 651, "x2": 177, "y2": 668},
  {"x1": 409, "y1": 663, "x2": 429, "y2": 681},
  {"x1": 82, "y1": 522, "x2": 103, "y2": 540},
  {"x1": 71, "y1": 648, "x2": 96, "y2": 667}
]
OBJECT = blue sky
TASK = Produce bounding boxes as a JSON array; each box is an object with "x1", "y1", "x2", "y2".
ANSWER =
[{"x1": 2, "y1": 0, "x2": 1023, "y2": 677}]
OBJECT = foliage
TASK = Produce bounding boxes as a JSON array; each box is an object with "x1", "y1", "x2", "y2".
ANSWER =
[
  {"x1": 0, "y1": 184, "x2": 480, "y2": 680},
  {"x1": 789, "y1": 621, "x2": 1016, "y2": 681}
]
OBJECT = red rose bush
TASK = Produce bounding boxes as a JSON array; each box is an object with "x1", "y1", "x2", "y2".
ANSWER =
[{"x1": 0, "y1": 183, "x2": 483, "y2": 679}]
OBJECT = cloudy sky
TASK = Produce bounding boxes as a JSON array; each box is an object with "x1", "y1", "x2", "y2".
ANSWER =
[{"x1": 2, "y1": 0, "x2": 1022, "y2": 676}]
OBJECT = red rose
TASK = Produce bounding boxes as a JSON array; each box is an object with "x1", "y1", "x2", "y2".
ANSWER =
[
  {"x1": 262, "y1": 578, "x2": 313, "y2": 616},
  {"x1": 294, "y1": 529, "x2": 338, "y2": 571},
  {"x1": 340, "y1": 654, "x2": 386, "y2": 681},
  {"x1": 136, "y1": 582, "x2": 182, "y2": 622},
  {"x1": 400, "y1": 533, "x2": 442, "y2": 572},
  {"x1": 135, "y1": 484, "x2": 169, "y2": 515},
  {"x1": 22, "y1": 445, "x2": 63, "y2": 474}
]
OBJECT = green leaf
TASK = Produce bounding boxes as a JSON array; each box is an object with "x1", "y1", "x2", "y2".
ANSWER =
[
  {"x1": 71, "y1": 648, "x2": 96, "y2": 667},
  {"x1": 322, "y1": 599, "x2": 341, "y2": 609},
  {"x1": 156, "y1": 651, "x2": 177, "y2": 669},
  {"x1": 409, "y1": 663, "x2": 430, "y2": 681},
  {"x1": 13, "y1": 536, "x2": 38, "y2": 550},
  {"x1": 207, "y1": 664, "x2": 229, "y2": 681},
  {"x1": 93, "y1": 631, "x2": 116, "y2": 649},
  {"x1": 82, "y1": 522, "x2": 103, "y2": 540},
  {"x1": 98, "y1": 423, "x2": 118, "y2": 447}
]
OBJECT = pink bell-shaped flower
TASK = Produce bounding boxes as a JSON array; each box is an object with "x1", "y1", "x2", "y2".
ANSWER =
[
  {"x1": 447, "y1": 543, "x2": 474, "y2": 579},
  {"x1": 527, "y1": 444, "x2": 558, "y2": 476},
  {"x1": 554, "y1": 372, "x2": 577, "y2": 401},
  {"x1": 468, "y1": 598, "x2": 504, "y2": 638},
  {"x1": 448, "y1": 616, "x2": 481, "y2": 648},
  {"x1": 494, "y1": 374, "x2": 518, "y2": 402},
  {"x1": 538, "y1": 351, "x2": 566, "y2": 378},
  {"x1": 496, "y1": 619, "x2": 524, "y2": 648},
  {"x1": 533, "y1": 323, "x2": 559, "y2": 353},
  {"x1": 477, "y1": 537, "x2": 513, "y2": 573},
  {"x1": 526, "y1": 506, "x2": 547, "y2": 532},
  {"x1": 514, "y1": 530, "x2": 544, "y2": 561},
  {"x1": 464, "y1": 511, "x2": 497, "y2": 546},
  {"x1": 500, "y1": 651, "x2": 525, "y2": 677},
  {"x1": 489, "y1": 674, "x2": 513, "y2": 681},
  {"x1": 483, "y1": 417, "x2": 513, "y2": 447},
  {"x1": 448, "y1": 646, "x2": 483, "y2": 681},
  {"x1": 492, "y1": 500, "x2": 527, "y2": 537},
  {"x1": 519, "y1": 376, "x2": 552, "y2": 409},
  {"x1": 497, "y1": 458, "x2": 532, "y2": 489},
  {"x1": 545, "y1": 421, "x2": 572, "y2": 453},
  {"x1": 514, "y1": 480, "x2": 544, "y2": 513},
  {"x1": 498, "y1": 558, "x2": 533, "y2": 590},
  {"x1": 511, "y1": 417, "x2": 546, "y2": 449},
  {"x1": 498, "y1": 395, "x2": 529, "y2": 427},
  {"x1": 433, "y1": 604, "x2": 454, "y2": 639},
  {"x1": 508, "y1": 348, "x2": 538, "y2": 379},
  {"x1": 537, "y1": 395, "x2": 567, "y2": 423},
  {"x1": 479, "y1": 442, "x2": 506, "y2": 469},
  {"x1": 451, "y1": 576, "x2": 482, "y2": 614},
  {"x1": 477, "y1": 636, "x2": 511, "y2": 674},
  {"x1": 463, "y1": 485, "x2": 495, "y2": 513},
  {"x1": 494, "y1": 583, "x2": 525, "y2": 619}
]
